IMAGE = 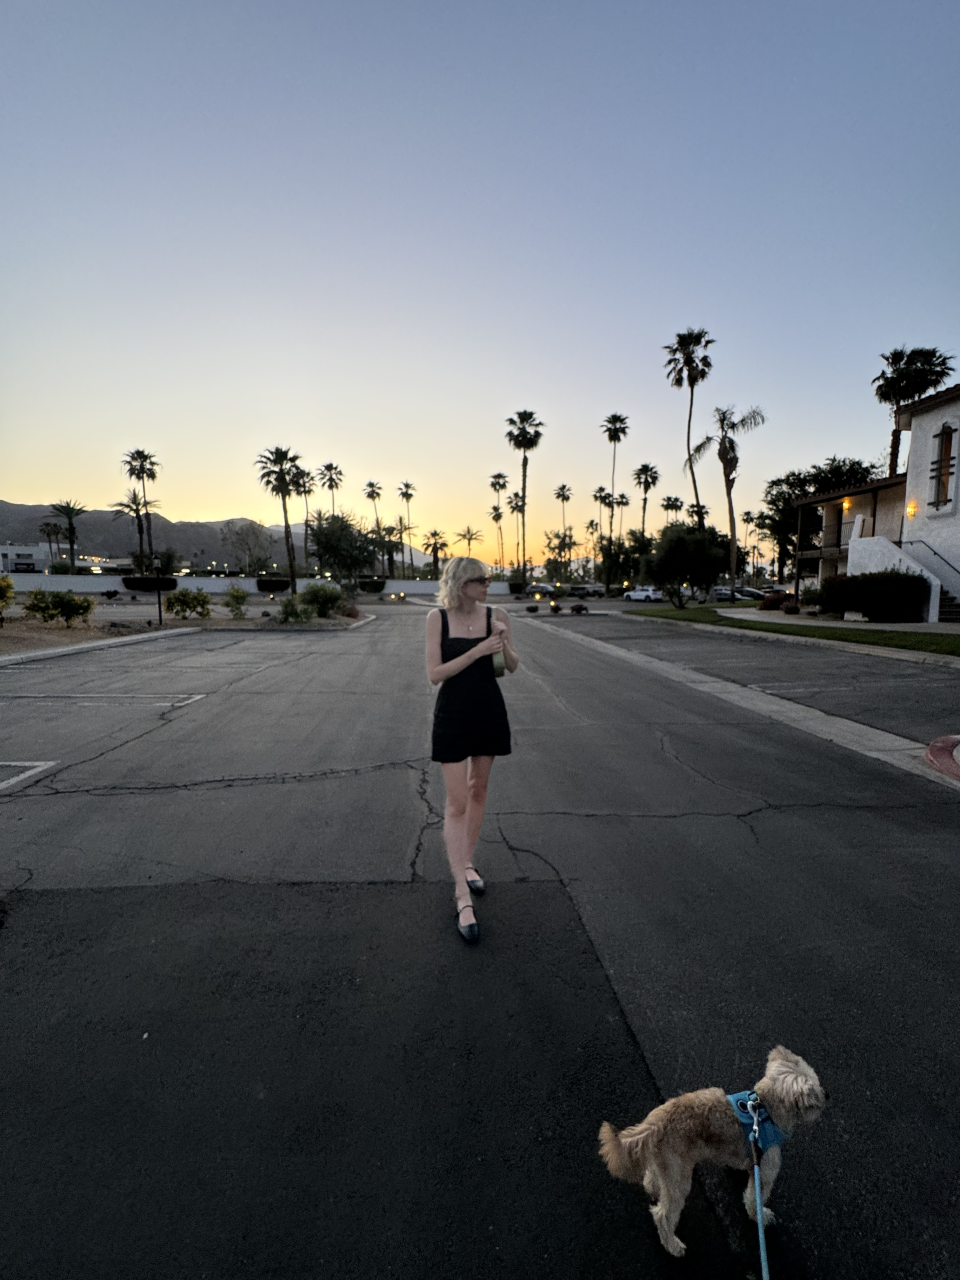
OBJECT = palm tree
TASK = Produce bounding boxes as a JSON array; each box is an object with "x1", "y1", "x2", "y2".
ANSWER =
[
  {"x1": 364, "y1": 480, "x2": 382, "y2": 527},
  {"x1": 615, "y1": 492, "x2": 630, "y2": 539},
  {"x1": 398, "y1": 481, "x2": 416, "y2": 576},
  {"x1": 664, "y1": 328, "x2": 715, "y2": 530},
  {"x1": 255, "y1": 447, "x2": 301, "y2": 592},
  {"x1": 110, "y1": 489, "x2": 149, "y2": 565},
  {"x1": 661, "y1": 495, "x2": 684, "y2": 523},
  {"x1": 690, "y1": 405, "x2": 765, "y2": 582},
  {"x1": 507, "y1": 491, "x2": 524, "y2": 573},
  {"x1": 489, "y1": 474, "x2": 508, "y2": 570},
  {"x1": 455, "y1": 526, "x2": 483, "y2": 555},
  {"x1": 121, "y1": 449, "x2": 161, "y2": 555},
  {"x1": 873, "y1": 346, "x2": 955, "y2": 475},
  {"x1": 39, "y1": 521, "x2": 64, "y2": 565},
  {"x1": 632, "y1": 464, "x2": 660, "y2": 536},
  {"x1": 396, "y1": 514, "x2": 413, "y2": 576},
  {"x1": 599, "y1": 414, "x2": 629, "y2": 541},
  {"x1": 317, "y1": 462, "x2": 343, "y2": 515},
  {"x1": 585, "y1": 517, "x2": 600, "y2": 577},
  {"x1": 553, "y1": 483, "x2": 572, "y2": 571},
  {"x1": 422, "y1": 529, "x2": 448, "y2": 579},
  {"x1": 381, "y1": 523, "x2": 399, "y2": 577},
  {"x1": 488, "y1": 505, "x2": 505, "y2": 571},
  {"x1": 505, "y1": 411, "x2": 543, "y2": 588},
  {"x1": 290, "y1": 465, "x2": 316, "y2": 570},
  {"x1": 687, "y1": 503, "x2": 710, "y2": 524},
  {"x1": 48, "y1": 500, "x2": 87, "y2": 570}
]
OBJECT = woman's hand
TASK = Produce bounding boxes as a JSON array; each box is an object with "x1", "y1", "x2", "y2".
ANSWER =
[{"x1": 474, "y1": 631, "x2": 504, "y2": 657}]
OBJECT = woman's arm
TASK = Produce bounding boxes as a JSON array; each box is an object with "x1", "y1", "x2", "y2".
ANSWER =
[
  {"x1": 425, "y1": 609, "x2": 504, "y2": 685},
  {"x1": 494, "y1": 608, "x2": 520, "y2": 673}
]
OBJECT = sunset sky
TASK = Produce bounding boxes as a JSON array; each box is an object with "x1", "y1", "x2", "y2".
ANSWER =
[{"x1": 2, "y1": 0, "x2": 958, "y2": 561}]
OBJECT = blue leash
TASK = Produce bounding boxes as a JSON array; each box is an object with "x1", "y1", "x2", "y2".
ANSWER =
[{"x1": 746, "y1": 1097, "x2": 771, "y2": 1280}]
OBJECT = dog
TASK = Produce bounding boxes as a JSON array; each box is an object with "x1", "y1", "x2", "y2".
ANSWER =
[{"x1": 598, "y1": 1045, "x2": 826, "y2": 1257}]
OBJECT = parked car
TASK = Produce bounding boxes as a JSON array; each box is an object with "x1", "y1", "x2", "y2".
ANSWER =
[
  {"x1": 567, "y1": 584, "x2": 604, "y2": 598},
  {"x1": 734, "y1": 586, "x2": 766, "y2": 600},
  {"x1": 623, "y1": 586, "x2": 663, "y2": 602},
  {"x1": 525, "y1": 582, "x2": 556, "y2": 598}
]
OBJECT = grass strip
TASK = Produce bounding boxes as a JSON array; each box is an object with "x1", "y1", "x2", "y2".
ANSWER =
[{"x1": 625, "y1": 606, "x2": 960, "y2": 657}]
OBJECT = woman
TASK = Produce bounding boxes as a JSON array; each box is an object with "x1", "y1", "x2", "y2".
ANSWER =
[{"x1": 426, "y1": 557, "x2": 520, "y2": 943}]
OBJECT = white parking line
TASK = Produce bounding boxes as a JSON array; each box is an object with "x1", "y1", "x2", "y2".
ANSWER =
[
  {"x1": 0, "y1": 761, "x2": 59, "y2": 791},
  {"x1": 529, "y1": 621, "x2": 960, "y2": 794},
  {"x1": 0, "y1": 694, "x2": 206, "y2": 707}
]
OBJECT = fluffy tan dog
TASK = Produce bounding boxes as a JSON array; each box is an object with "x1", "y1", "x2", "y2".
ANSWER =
[{"x1": 598, "y1": 1045, "x2": 826, "y2": 1257}]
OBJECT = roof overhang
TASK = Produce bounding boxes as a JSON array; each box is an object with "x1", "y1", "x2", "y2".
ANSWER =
[
  {"x1": 895, "y1": 382, "x2": 960, "y2": 431},
  {"x1": 792, "y1": 474, "x2": 907, "y2": 508}
]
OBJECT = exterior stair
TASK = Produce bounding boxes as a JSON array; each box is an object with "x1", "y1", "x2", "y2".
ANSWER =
[{"x1": 939, "y1": 590, "x2": 960, "y2": 623}]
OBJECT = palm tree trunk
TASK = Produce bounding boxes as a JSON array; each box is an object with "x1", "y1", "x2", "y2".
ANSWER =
[
  {"x1": 641, "y1": 493, "x2": 648, "y2": 536},
  {"x1": 725, "y1": 480, "x2": 738, "y2": 584},
  {"x1": 141, "y1": 480, "x2": 155, "y2": 555},
  {"x1": 610, "y1": 443, "x2": 617, "y2": 543},
  {"x1": 405, "y1": 500, "x2": 413, "y2": 576},
  {"x1": 67, "y1": 521, "x2": 77, "y2": 570},
  {"x1": 303, "y1": 497, "x2": 311, "y2": 572},
  {"x1": 135, "y1": 513, "x2": 145, "y2": 564},
  {"x1": 280, "y1": 495, "x2": 298, "y2": 594},
  {"x1": 686, "y1": 384, "x2": 705, "y2": 531},
  {"x1": 520, "y1": 454, "x2": 528, "y2": 588}
]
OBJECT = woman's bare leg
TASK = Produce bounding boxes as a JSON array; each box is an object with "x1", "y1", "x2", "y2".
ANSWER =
[{"x1": 441, "y1": 756, "x2": 495, "y2": 927}]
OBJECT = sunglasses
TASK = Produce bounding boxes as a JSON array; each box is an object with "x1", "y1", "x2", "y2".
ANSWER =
[{"x1": 465, "y1": 576, "x2": 491, "y2": 586}]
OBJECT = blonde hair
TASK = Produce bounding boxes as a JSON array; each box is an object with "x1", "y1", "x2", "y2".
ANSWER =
[{"x1": 437, "y1": 557, "x2": 487, "y2": 609}]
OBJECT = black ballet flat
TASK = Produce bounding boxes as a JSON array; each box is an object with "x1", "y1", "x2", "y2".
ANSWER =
[
  {"x1": 456, "y1": 902, "x2": 479, "y2": 944},
  {"x1": 465, "y1": 865, "x2": 485, "y2": 895}
]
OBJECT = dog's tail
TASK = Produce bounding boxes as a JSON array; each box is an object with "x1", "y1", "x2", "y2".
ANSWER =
[{"x1": 598, "y1": 1120, "x2": 654, "y2": 1183}]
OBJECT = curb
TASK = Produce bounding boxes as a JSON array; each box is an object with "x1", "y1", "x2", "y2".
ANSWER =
[
  {"x1": 925, "y1": 734, "x2": 960, "y2": 781},
  {"x1": 619, "y1": 611, "x2": 960, "y2": 672},
  {"x1": 0, "y1": 627, "x2": 200, "y2": 667}
]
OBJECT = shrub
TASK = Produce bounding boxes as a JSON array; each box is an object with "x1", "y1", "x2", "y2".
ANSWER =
[
  {"x1": 23, "y1": 589, "x2": 94, "y2": 626},
  {"x1": 48, "y1": 562, "x2": 74, "y2": 575},
  {"x1": 164, "y1": 588, "x2": 212, "y2": 619},
  {"x1": 758, "y1": 592, "x2": 788, "y2": 610},
  {"x1": 300, "y1": 583, "x2": 342, "y2": 618},
  {"x1": 278, "y1": 595, "x2": 309, "y2": 623},
  {"x1": 820, "y1": 570, "x2": 929, "y2": 622},
  {"x1": 223, "y1": 585, "x2": 249, "y2": 620},
  {"x1": 800, "y1": 587, "x2": 822, "y2": 607},
  {"x1": 0, "y1": 574, "x2": 13, "y2": 627}
]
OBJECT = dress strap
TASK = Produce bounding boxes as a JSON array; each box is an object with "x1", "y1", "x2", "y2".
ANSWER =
[
  {"x1": 486, "y1": 606, "x2": 492, "y2": 636},
  {"x1": 440, "y1": 608, "x2": 448, "y2": 640}
]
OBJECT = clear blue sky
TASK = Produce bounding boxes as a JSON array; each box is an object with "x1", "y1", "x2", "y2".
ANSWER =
[{"x1": 2, "y1": 0, "x2": 958, "y2": 553}]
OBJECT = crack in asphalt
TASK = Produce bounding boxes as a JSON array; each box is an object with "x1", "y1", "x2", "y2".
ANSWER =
[
  {"x1": 654, "y1": 727, "x2": 771, "y2": 804},
  {"x1": 10, "y1": 757, "x2": 431, "y2": 800},
  {"x1": 407, "y1": 763, "x2": 443, "y2": 882}
]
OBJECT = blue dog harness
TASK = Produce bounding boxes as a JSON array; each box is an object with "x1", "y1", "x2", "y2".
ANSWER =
[{"x1": 727, "y1": 1090, "x2": 788, "y2": 1154}]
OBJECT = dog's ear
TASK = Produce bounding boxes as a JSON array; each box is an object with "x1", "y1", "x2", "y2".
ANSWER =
[{"x1": 798, "y1": 1078, "x2": 827, "y2": 1114}]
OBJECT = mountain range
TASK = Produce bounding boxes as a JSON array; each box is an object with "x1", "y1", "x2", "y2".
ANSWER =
[{"x1": 0, "y1": 500, "x2": 433, "y2": 567}]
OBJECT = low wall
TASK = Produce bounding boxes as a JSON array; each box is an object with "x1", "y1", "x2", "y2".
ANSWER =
[
  {"x1": 846, "y1": 536, "x2": 940, "y2": 622},
  {"x1": 4, "y1": 573, "x2": 292, "y2": 596},
  {"x1": 378, "y1": 580, "x2": 511, "y2": 597}
]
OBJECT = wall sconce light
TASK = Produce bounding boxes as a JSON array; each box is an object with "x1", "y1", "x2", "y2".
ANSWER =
[
  {"x1": 842, "y1": 498, "x2": 851, "y2": 511},
  {"x1": 906, "y1": 501, "x2": 917, "y2": 518}
]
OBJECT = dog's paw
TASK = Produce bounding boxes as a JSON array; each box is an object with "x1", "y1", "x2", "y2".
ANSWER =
[
  {"x1": 762, "y1": 1208, "x2": 776, "y2": 1227},
  {"x1": 664, "y1": 1237, "x2": 686, "y2": 1258}
]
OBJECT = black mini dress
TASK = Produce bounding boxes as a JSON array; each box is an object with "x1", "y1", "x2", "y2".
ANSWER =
[{"x1": 431, "y1": 607, "x2": 512, "y2": 763}]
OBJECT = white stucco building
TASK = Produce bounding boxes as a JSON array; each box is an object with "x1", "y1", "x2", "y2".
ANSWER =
[{"x1": 797, "y1": 383, "x2": 960, "y2": 622}]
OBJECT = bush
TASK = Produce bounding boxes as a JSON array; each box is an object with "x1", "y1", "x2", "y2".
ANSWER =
[
  {"x1": 758, "y1": 592, "x2": 788, "y2": 610},
  {"x1": 0, "y1": 574, "x2": 14, "y2": 627},
  {"x1": 800, "y1": 587, "x2": 822, "y2": 607},
  {"x1": 165, "y1": 588, "x2": 212, "y2": 619},
  {"x1": 278, "y1": 595, "x2": 309, "y2": 623},
  {"x1": 223, "y1": 585, "x2": 249, "y2": 620},
  {"x1": 23, "y1": 589, "x2": 94, "y2": 626},
  {"x1": 300, "y1": 583, "x2": 342, "y2": 618},
  {"x1": 820, "y1": 570, "x2": 929, "y2": 622}
]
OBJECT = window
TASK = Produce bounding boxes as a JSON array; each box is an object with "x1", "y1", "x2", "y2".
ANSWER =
[{"x1": 929, "y1": 424, "x2": 956, "y2": 510}]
